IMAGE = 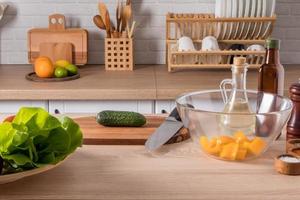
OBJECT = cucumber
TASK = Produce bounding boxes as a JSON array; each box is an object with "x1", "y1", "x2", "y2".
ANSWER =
[{"x1": 96, "y1": 110, "x2": 146, "y2": 127}]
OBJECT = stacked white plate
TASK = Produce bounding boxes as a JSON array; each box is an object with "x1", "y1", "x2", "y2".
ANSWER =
[{"x1": 215, "y1": 0, "x2": 276, "y2": 39}]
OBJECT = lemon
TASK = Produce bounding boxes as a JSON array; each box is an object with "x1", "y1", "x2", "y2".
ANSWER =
[
  {"x1": 65, "y1": 64, "x2": 78, "y2": 76},
  {"x1": 55, "y1": 67, "x2": 68, "y2": 78},
  {"x1": 55, "y1": 60, "x2": 70, "y2": 68}
]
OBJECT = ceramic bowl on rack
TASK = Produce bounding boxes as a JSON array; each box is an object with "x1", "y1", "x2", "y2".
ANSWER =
[{"x1": 176, "y1": 90, "x2": 292, "y2": 161}]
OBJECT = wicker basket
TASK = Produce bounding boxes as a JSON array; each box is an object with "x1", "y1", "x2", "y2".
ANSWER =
[{"x1": 105, "y1": 38, "x2": 134, "y2": 71}]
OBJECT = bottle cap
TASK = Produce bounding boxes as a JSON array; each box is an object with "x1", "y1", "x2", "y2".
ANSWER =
[
  {"x1": 233, "y1": 57, "x2": 246, "y2": 66},
  {"x1": 266, "y1": 38, "x2": 281, "y2": 49}
]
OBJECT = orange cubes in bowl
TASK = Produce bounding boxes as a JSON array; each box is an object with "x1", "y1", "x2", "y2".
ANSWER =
[{"x1": 199, "y1": 132, "x2": 266, "y2": 161}]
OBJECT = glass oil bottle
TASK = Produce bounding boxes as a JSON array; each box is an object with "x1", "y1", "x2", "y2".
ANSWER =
[{"x1": 219, "y1": 57, "x2": 255, "y2": 134}]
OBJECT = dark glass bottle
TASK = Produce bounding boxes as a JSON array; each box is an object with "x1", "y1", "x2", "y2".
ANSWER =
[
  {"x1": 258, "y1": 39, "x2": 284, "y2": 96},
  {"x1": 257, "y1": 39, "x2": 284, "y2": 139}
]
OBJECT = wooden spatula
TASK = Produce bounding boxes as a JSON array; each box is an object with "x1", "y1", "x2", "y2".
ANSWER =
[{"x1": 98, "y1": 3, "x2": 108, "y2": 26}]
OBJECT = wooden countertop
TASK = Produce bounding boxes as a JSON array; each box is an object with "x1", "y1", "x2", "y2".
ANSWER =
[
  {"x1": 0, "y1": 141, "x2": 299, "y2": 199},
  {"x1": 0, "y1": 114, "x2": 299, "y2": 199},
  {"x1": 0, "y1": 64, "x2": 299, "y2": 100}
]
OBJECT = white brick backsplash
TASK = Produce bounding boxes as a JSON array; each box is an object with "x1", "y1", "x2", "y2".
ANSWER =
[{"x1": 0, "y1": 0, "x2": 299, "y2": 64}]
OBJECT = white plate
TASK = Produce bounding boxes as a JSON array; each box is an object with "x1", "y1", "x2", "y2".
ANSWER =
[
  {"x1": 0, "y1": 157, "x2": 68, "y2": 184},
  {"x1": 255, "y1": 0, "x2": 267, "y2": 38},
  {"x1": 239, "y1": 0, "x2": 251, "y2": 39},
  {"x1": 221, "y1": 0, "x2": 231, "y2": 39},
  {"x1": 228, "y1": 0, "x2": 238, "y2": 39},
  {"x1": 251, "y1": 0, "x2": 263, "y2": 39},
  {"x1": 244, "y1": 0, "x2": 257, "y2": 39},
  {"x1": 262, "y1": 0, "x2": 276, "y2": 38},
  {"x1": 234, "y1": 0, "x2": 244, "y2": 39},
  {"x1": 215, "y1": 0, "x2": 226, "y2": 39}
]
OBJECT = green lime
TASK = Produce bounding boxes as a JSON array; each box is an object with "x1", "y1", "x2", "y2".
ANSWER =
[
  {"x1": 65, "y1": 64, "x2": 78, "y2": 76},
  {"x1": 54, "y1": 67, "x2": 68, "y2": 78}
]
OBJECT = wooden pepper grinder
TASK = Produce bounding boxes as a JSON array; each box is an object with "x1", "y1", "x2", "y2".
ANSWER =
[{"x1": 287, "y1": 79, "x2": 300, "y2": 152}]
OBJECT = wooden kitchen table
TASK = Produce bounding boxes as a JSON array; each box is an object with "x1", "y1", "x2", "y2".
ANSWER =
[{"x1": 0, "y1": 139, "x2": 300, "y2": 200}]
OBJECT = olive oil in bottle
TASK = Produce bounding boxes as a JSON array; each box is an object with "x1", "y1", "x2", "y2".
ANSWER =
[{"x1": 220, "y1": 57, "x2": 255, "y2": 134}]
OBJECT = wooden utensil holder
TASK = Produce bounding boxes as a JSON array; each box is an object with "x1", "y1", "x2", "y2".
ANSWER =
[
  {"x1": 166, "y1": 13, "x2": 277, "y2": 72},
  {"x1": 105, "y1": 38, "x2": 134, "y2": 71}
]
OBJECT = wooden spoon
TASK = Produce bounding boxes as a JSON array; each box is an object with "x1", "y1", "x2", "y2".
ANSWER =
[
  {"x1": 93, "y1": 15, "x2": 106, "y2": 30},
  {"x1": 116, "y1": 0, "x2": 122, "y2": 32},
  {"x1": 122, "y1": 5, "x2": 132, "y2": 32},
  {"x1": 98, "y1": 2, "x2": 108, "y2": 27},
  {"x1": 105, "y1": 11, "x2": 111, "y2": 38}
]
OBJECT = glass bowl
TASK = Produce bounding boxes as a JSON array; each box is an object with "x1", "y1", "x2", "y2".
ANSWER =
[{"x1": 176, "y1": 90, "x2": 293, "y2": 161}]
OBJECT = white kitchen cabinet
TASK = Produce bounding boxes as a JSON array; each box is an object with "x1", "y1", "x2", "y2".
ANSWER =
[
  {"x1": 155, "y1": 100, "x2": 176, "y2": 114},
  {"x1": 0, "y1": 101, "x2": 48, "y2": 113},
  {"x1": 48, "y1": 100, "x2": 155, "y2": 114}
]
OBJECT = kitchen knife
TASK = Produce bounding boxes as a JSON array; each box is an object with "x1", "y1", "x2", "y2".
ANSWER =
[{"x1": 145, "y1": 108, "x2": 184, "y2": 151}]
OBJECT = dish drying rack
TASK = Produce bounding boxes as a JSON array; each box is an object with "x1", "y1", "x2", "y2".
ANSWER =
[{"x1": 166, "y1": 13, "x2": 277, "y2": 72}]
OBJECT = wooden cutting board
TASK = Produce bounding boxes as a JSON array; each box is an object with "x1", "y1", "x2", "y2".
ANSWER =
[
  {"x1": 28, "y1": 14, "x2": 88, "y2": 65},
  {"x1": 73, "y1": 116, "x2": 190, "y2": 145},
  {"x1": 39, "y1": 42, "x2": 73, "y2": 64}
]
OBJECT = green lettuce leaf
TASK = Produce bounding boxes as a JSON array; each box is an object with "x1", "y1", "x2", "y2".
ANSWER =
[{"x1": 0, "y1": 107, "x2": 83, "y2": 173}]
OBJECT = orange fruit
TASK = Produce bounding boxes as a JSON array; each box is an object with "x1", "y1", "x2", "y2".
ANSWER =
[{"x1": 34, "y1": 57, "x2": 54, "y2": 78}]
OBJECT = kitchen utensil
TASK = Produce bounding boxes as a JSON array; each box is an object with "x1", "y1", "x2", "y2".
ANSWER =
[
  {"x1": 128, "y1": 21, "x2": 136, "y2": 38},
  {"x1": 178, "y1": 36, "x2": 195, "y2": 51},
  {"x1": 0, "y1": 156, "x2": 69, "y2": 184},
  {"x1": 105, "y1": 37, "x2": 134, "y2": 70},
  {"x1": 116, "y1": 0, "x2": 122, "y2": 32},
  {"x1": 93, "y1": 15, "x2": 106, "y2": 30},
  {"x1": 73, "y1": 115, "x2": 189, "y2": 145},
  {"x1": 26, "y1": 72, "x2": 80, "y2": 82},
  {"x1": 0, "y1": 3, "x2": 8, "y2": 21},
  {"x1": 105, "y1": 11, "x2": 111, "y2": 38},
  {"x1": 39, "y1": 42, "x2": 73, "y2": 64},
  {"x1": 145, "y1": 108, "x2": 184, "y2": 151},
  {"x1": 123, "y1": 4, "x2": 132, "y2": 32},
  {"x1": 176, "y1": 90, "x2": 293, "y2": 161},
  {"x1": 98, "y1": 2, "x2": 108, "y2": 27},
  {"x1": 28, "y1": 14, "x2": 88, "y2": 65}
]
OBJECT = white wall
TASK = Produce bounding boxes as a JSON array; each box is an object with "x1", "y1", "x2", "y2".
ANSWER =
[{"x1": 0, "y1": 0, "x2": 298, "y2": 65}]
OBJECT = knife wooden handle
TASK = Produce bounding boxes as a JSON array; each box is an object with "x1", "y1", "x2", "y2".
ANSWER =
[{"x1": 165, "y1": 128, "x2": 190, "y2": 145}]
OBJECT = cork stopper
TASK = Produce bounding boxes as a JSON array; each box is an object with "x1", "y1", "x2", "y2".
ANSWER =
[{"x1": 233, "y1": 57, "x2": 246, "y2": 66}]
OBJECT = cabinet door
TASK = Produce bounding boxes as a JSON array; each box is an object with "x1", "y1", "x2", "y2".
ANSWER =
[
  {"x1": 0, "y1": 101, "x2": 48, "y2": 113},
  {"x1": 155, "y1": 100, "x2": 176, "y2": 114},
  {"x1": 49, "y1": 100, "x2": 154, "y2": 114}
]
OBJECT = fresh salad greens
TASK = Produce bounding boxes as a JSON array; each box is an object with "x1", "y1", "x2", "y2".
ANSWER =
[{"x1": 0, "y1": 107, "x2": 83, "y2": 175}]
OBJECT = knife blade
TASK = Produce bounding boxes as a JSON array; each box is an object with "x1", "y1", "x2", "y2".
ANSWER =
[{"x1": 145, "y1": 108, "x2": 183, "y2": 151}]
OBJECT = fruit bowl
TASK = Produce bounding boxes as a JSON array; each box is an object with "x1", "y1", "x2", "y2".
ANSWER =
[{"x1": 176, "y1": 90, "x2": 293, "y2": 161}]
